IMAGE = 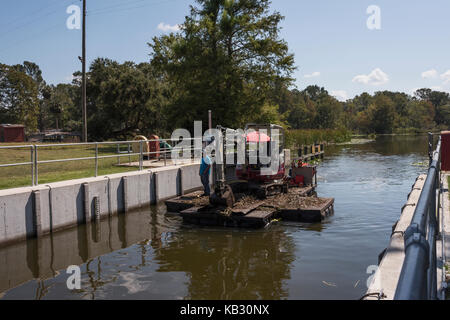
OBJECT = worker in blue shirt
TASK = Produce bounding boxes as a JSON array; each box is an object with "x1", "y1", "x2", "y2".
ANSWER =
[{"x1": 199, "y1": 150, "x2": 212, "y2": 196}]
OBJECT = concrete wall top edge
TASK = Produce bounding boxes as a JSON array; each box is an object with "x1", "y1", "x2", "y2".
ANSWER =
[
  {"x1": 104, "y1": 170, "x2": 152, "y2": 179},
  {"x1": 0, "y1": 163, "x2": 202, "y2": 196},
  {"x1": 0, "y1": 184, "x2": 49, "y2": 196}
]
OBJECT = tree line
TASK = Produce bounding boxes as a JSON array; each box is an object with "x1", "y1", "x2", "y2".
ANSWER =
[{"x1": 1, "y1": 0, "x2": 449, "y2": 141}]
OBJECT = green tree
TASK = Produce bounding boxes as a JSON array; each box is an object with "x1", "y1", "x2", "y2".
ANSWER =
[
  {"x1": 407, "y1": 100, "x2": 435, "y2": 130},
  {"x1": 367, "y1": 95, "x2": 396, "y2": 133},
  {"x1": 84, "y1": 59, "x2": 170, "y2": 140},
  {"x1": 414, "y1": 88, "x2": 450, "y2": 126},
  {"x1": 352, "y1": 92, "x2": 373, "y2": 113},
  {"x1": 354, "y1": 110, "x2": 371, "y2": 133},
  {"x1": 46, "y1": 83, "x2": 77, "y2": 130},
  {"x1": 0, "y1": 63, "x2": 39, "y2": 131},
  {"x1": 13, "y1": 61, "x2": 52, "y2": 131},
  {"x1": 149, "y1": 0, "x2": 295, "y2": 131},
  {"x1": 314, "y1": 95, "x2": 342, "y2": 129},
  {"x1": 436, "y1": 104, "x2": 450, "y2": 127}
]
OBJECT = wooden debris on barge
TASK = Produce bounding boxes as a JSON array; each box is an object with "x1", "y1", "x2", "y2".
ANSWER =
[
  {"x1": 180, "y1": 205, "x2": 277, "y2": 228},
  {"x1": 277, "y1": 195, "x2": 334, "y2": 222},
  {"x1": 165, "y1": 185, "x2": 314, "y2": 213},
  {"x1": 165, "y1": 185, "x2": 334, "y2": 228}
]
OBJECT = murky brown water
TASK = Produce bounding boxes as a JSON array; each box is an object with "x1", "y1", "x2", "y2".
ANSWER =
[{"x1": 0, "y1": 135, "x2": 430, "y2": 299}]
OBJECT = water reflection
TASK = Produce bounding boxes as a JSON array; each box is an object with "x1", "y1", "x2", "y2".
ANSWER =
[
  {"x1": 0, "y1": 205, "x2": 165, "y2": 298},
  {"x1": 0, "y1": 204, "x2": 296, "y2": 300},
  {"x1": 0, "y1": 134, "x2": 431, "y2": 299},
  {"x1": 152, "y1": 227, "x2": 295, "y2": 299}
]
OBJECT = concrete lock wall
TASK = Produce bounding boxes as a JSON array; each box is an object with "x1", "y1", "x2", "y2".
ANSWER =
[
  {"x1": 0, "y1": 163, "x2": 207, "y2": 247},
  {"x1": 0, "y1": 207, "x2": 165, "y2": 294},
  {"x1": 181, "y1": 164, "x2": 203, "y2": 194},
  {"x1": 365, "y1": 174, "x2": 427, "y2": 300},
  {"x1": 154, "y1": 167, "x2": 182, "y2": 201}
]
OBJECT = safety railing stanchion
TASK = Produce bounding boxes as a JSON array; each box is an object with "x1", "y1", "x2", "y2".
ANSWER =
[
  {"x1": 95, "y1": 143, "x2": 98, "y2": 177},
  {"x1": 164, "y1": 143, "x2": 167, "y2": 166},
  {"x1": 34, "y1": 145, "x2": 38, "y2": 185},
  {"x1": 117, "y1": 144, "x2": 120, "y2": 165},
  {"x1": 139, "y1": 140, "x2": 143, "y2": 171},
  {"x1": 428, "y1": 132, "x2": 433, "y2": 166},
  {"x1": 30, "y1": 146, "x2": 34, "y2": 186}
]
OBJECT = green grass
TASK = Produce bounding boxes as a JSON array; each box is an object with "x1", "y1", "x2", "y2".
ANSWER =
[
  {"x1": 0, "y1": 142, "x2": 140, "y2": 190},
  {"x1": 1, "y1": 129, "x2": 352, "y2": 190}
]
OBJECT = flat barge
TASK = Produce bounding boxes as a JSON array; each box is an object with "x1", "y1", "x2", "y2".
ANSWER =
[{"x1": 165, "y1": 185, "x2": 334, "y2": 228}]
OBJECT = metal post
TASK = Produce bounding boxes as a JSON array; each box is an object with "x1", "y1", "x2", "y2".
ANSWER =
[
  {"x1": 208, "y1": 110, "x2": 212, "y2": 130},
  {"x1": 95, "y1": 142, "x2": 98, "y2": 177},
  {"x1": 117, "y1": 144, "x2": 120, "y2": 165},
  {"x1": 164, "y1": 146, "x2": 167, "y2": 166},
  {"x1": 139, "y1": 140, "x2": 143, "y2": 171},
  {"x1": 30, "y1": 146, "x2": 34, "y2": 186},
  {"x1": 427, "y1": 174, "x2": 438, "y2": 299},
  {"x1": 128, "y1": 143, "x2": 131, "y2": 164},
  {"x1": 428, "y1": 132, "x2": 433, "y2": 166},
  {"x1": 81, "y1": 0, "x2": 87, "y2": 142},
  {"x1": 34, "y1": 145, "x2": 38, "y2": 185},
  {"x1": 315, "y1": 167, "x2": 317, "y2": 187}
]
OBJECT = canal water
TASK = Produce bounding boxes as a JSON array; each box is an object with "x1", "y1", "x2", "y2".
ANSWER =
[{"x1": 0, "y1": 135, "x2": 430, "y2": 300}]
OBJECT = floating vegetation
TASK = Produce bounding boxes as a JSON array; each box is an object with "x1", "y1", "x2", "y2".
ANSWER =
[
  {"x1": 285, "y1": 129, "x2": 352, "y2": 148},
  {"x1": 308, "y1": 158, "x2": 322, "y2": 165},
  {"x1": 336, "y1": 138, "x2": 374, "y2": 145},
  {"x1": 411, "y1": 161, "x2": 427, "y2": 167}
]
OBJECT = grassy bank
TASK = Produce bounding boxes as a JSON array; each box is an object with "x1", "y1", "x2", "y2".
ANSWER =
[
  {"x1": 285, "y1": 128, "x2": 352, "y2": 149},
  {"x1": 1, "y1": 129, "x2": 352, "y2": 190},
  {"x1": 0, "y1": 143, "x2": 140, "y2": 190}
]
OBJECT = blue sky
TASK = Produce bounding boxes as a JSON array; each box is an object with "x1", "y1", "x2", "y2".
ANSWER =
[{"x1": 1, "y1": 0, "x2": 449, "y2": 101}]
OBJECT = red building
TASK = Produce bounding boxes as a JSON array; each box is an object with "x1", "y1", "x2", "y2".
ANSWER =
[{"x1": 0, "y1": 124, "x2": 25, "y2": 142}]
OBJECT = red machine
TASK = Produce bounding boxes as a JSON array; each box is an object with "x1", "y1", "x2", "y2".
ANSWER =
[
  {"x1": 210, "y1": 123, "x2": 316, "y2": 202},
  {"x1": 236, "y1": 123, "x2": 286, "y2": 183}
]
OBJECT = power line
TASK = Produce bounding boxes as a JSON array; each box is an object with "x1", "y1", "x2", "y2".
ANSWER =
[
  {"x1": 87, "y1": 0, "x2": 179, "y2": 17},
  {"x1": 0, "y1": 22, "x2": 62, "y2": 54},
  {"x1": 0, "y1": 0, "x2": 65, "y2": 28},
  {"x1": 0, "y1": 0, "x2": 77, "y2": 40},
  {"x1": 87, "y1": 0, "x2": 153, "y2": 14}
]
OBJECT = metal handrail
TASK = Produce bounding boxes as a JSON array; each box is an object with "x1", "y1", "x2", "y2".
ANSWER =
[
  {"x1": 394, "y1": 133, "x2": 442, "y2": 300},
  {"x1": 0, "y1": 138, "x2": 203, "y2": 187}
]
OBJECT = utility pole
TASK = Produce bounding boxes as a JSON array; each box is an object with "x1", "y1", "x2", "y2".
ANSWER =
[
  {"x1": 81, "y1": 0, "x2": 87, "y2": 142},
  {"x1": 208, "y1": 110, "x2": 212, "y2": 130}
]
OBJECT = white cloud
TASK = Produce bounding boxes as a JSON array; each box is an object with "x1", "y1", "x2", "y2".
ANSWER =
[
  {"x1": 330, "y1": 90, "x2": 348, "y2": 102},
  {"x1": 441, "y1": 70, "x2": 450, "y2": 84},
  {"x1": 352, "y1": 68, "x2": 389, "y2": 86},
  {"x1": 304, "y1": 71, "x2": 320, "y2": 78},
  {"x1": 64, "y1": 74, "x2": 80, "y2": 83},
  {"x1": 157, "y1": 22, "x2": 181, "y2": 32},
  {"x1": 409, "y1": 88, "x2": 420, "y2": 96},
  {"x1": 421, "y1": 69, "x2": 438, "y2": 79},
  {"x1": 119, "y1": 272, "x2": 152, "y2": 295}
]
